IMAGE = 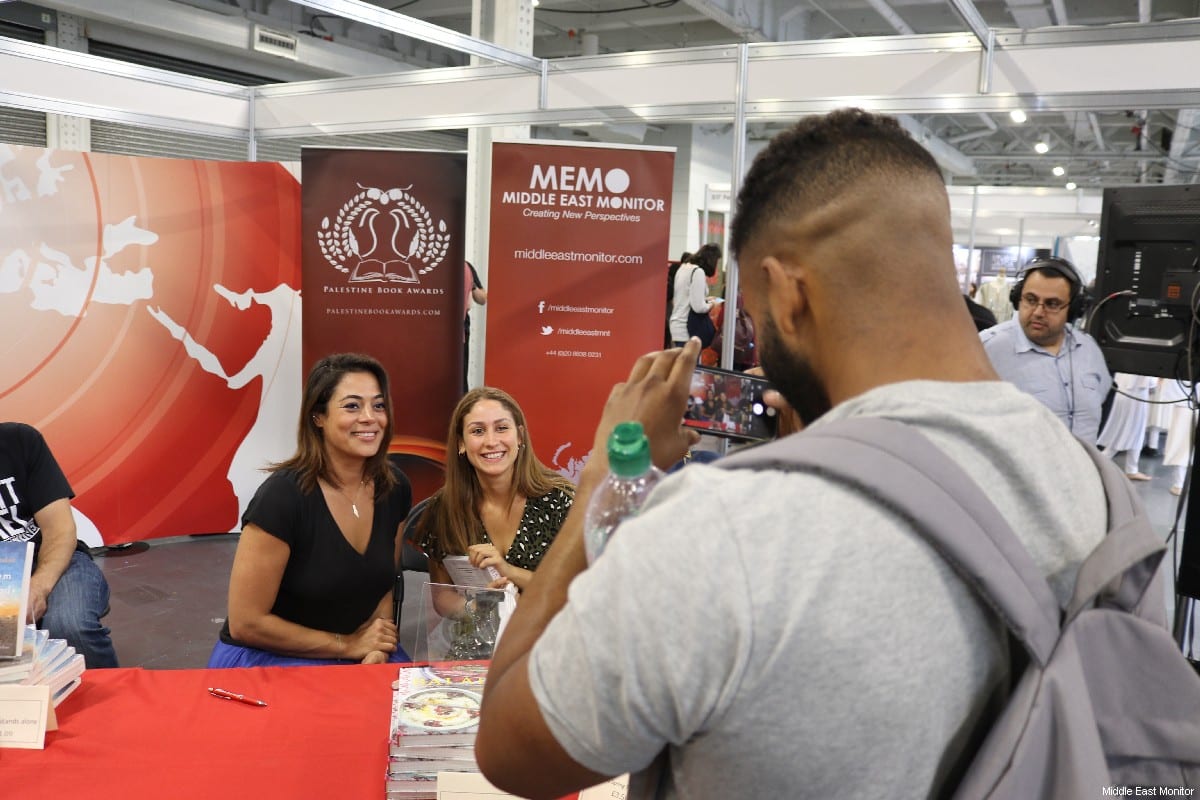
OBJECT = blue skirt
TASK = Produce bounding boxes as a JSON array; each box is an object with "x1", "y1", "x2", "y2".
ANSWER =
[{"x1": 207, "y1": 639, "x2": 411, "y2": 668}]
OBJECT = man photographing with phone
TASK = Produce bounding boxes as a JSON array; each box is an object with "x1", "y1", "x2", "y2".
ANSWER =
[{"x1": 477, "y1": 109, "x2": 1107, "y2": 798}]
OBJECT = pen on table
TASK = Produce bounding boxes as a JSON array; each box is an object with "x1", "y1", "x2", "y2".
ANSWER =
[{"x1": 207, "y1": 687, "x2": 268, "y2": 707}]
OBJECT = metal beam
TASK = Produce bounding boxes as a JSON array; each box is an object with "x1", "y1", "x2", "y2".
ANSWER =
[
  {"x1": 1163, "y1": 108, "x2": 1200, "y2": 183},
  {"x1": 1050, "y1": 0, "x2": 1069, "y2": 25},
  {"x1": 1087, "y1": 112, "x2": 1105, "y2": 150},
  {"x1": 899, "y1": 116, "x2": 978, "y2": 176},
  {"x1": 866, "y1": 0, "x2": 915, "y2": 35},
  {"x1": 9, "y1": 19, "x2": 1200, "y2": 150},
  {"x1": 947, "y1": 0, "x2": 990, "y2": 46},
  {"x1": 36, "y1": 0, "x2": 419, "y2": 79},
  {"x1": 0, "y1": 36, "x2": 249, "y2": 137},
  {"x1": 282, "y1": 0, "x2": 542, "y2": 71},
  {"x1": 678, "y1": 0, "x2": 770, "y2": 42}
]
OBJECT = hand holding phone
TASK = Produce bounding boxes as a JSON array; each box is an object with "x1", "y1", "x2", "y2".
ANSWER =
[{"x1": 682, "y1": 365, "x2": 778, "y2": 442}]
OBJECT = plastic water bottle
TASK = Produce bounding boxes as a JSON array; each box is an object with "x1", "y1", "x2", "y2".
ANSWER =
[{"x1": 584, "y1": 421, "x2": 666, "y2": 564}]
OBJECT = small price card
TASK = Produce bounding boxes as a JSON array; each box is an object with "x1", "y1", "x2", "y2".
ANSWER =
[{"x1": 0, "y1": 685, "x2": 54, "y2": 749}]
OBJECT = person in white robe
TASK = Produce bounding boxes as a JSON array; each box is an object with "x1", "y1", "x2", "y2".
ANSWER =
[
  {"x1": 1097, "y1": 373, "x2": 1156, "y2": 480},
  {"x1": 975, "y1": 268, "x2": 1014, "y2": 324},
  {"x1": 1161, "y1": 380, "x2": 1197, "y2": 496}
]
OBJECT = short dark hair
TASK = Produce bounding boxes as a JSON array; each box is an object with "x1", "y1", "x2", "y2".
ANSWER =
[{"x1": 730, "y1": 108, "x2": 943, "y2": 259}]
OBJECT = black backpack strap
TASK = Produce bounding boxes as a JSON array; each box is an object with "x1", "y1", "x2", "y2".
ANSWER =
[
  {"x1": 719, "y1": 417, "x2": 1062, "y2": 666},
  {"x1": 1065, "y1": 442, "x2": 1165, "y2": 623}
]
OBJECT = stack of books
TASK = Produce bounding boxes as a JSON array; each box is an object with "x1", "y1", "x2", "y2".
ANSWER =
[
  {"x1": 0, "y1": 542, "x2": 85, "y2": 707},
  {"x1": 386, "y1": 661, "x2": 490, "y2": 800},
  {"x1": 0, "y1": 541, "x2": 34, "y2": 659},
  {"x1": 0, "y1": 624, "x2": 86, "y2": 706}
]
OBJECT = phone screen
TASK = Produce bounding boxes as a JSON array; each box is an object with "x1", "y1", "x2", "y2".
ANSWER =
[{"x1": 682, "y1": 365, "x2": 778, "y2": 442}]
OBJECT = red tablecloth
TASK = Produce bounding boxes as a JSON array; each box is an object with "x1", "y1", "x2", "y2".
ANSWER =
[{"x1": 0, "y1": 663, "x2": 398, "y2": 799}]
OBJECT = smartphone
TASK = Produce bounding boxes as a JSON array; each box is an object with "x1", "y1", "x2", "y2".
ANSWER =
[{"x1": 682, "y1": 365, "x2": 778, "y2": 442}]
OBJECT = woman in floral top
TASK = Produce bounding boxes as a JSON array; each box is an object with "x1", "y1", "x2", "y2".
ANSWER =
[{"x1": 415, "y1": 387, "x2": 574, "y2": 592}]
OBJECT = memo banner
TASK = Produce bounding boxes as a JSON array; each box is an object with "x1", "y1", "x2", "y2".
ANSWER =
[
  {"x1": 486, "y1": 141, "x2": 675, "y2": 480},
  {"x1": 301, "y1": 149, "x2": 467, "y2": 503}
]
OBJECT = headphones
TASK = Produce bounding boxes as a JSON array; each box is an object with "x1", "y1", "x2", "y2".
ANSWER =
[{"x1": 1009, "y1": 256, "x2": 1086, "y2": 323}]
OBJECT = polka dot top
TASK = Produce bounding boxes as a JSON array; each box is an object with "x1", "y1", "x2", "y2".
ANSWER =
[{"x1": 418, "y1": 487, "x2": 574, "y2": 571}]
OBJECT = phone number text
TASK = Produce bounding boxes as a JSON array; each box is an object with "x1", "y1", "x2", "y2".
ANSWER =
[{"x1": 545, "y1": 349, "x2": 603, "y2": 359}]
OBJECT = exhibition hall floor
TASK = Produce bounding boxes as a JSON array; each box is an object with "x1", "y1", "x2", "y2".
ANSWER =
[{"x1": 92, "y1": 451, "x2": 1198, "y2": 670}]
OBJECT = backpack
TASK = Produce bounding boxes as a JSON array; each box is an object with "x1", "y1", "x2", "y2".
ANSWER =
[
  {"x1": 710, "y1": 302, "x2": 758, "y2": 369},
  {"x1": 719, "y1": 417, "x2": 1200, "y2": 798}
]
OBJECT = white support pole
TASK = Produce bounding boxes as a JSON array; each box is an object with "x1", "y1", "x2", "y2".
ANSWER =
[{"x1": 720, "y1": 43, "x2": 749, "y2": 372}]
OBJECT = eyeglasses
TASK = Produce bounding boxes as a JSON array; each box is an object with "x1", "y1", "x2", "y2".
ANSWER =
[{"x1": 1020, "y1": 293, "x2": 1068, "y2": 313}]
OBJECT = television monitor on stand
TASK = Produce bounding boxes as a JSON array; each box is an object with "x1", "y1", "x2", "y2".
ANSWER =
[{"x1": 1090, "y1": 183, "x2": 1200, "y2": 648}]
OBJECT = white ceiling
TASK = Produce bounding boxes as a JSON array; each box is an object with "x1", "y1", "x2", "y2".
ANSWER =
[
  {"x1": 5, "y1": 0, "x2": 1197, "y2": 247},
  {"x1": 9, "y1": 0, "x2": 1198, "y2": 190}
]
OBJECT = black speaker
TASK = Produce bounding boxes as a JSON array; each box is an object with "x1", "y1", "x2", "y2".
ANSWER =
[{"x1": 1009, "y1": 256, "x2": 1086, "y2": 322}]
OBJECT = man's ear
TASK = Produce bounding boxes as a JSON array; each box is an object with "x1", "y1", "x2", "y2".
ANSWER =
[{"x1": 761, "y1": 255, "x2": 808, "y2": 336}]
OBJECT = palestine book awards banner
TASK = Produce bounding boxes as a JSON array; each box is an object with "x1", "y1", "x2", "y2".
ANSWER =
[
  {"x1": 486, "y1": 141, "x2": 674, "y2": 480},
  {"x1": 301, "y1": 149, "x2": 467, "y2": 502}
]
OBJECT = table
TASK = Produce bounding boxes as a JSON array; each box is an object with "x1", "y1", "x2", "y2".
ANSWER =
[{"x1": 0, "y1": 663, "x2": 399, "y2": 799}]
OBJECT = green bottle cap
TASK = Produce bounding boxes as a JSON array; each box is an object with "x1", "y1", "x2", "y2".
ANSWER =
[{"x1": 607, "y1": 421, "x2": 652, "y2": 478}]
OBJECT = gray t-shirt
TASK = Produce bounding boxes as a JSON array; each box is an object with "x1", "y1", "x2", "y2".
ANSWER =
[{"x1": 528, "y1": 380, "x2": 1106, "y2": 800}]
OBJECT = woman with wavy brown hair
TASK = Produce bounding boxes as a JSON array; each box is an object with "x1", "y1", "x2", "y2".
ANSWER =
[{"x1": 415, "y1": 386, "x2": 574, "y2": 592}]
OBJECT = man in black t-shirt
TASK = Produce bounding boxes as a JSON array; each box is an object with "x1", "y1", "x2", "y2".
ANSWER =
[{"x1": 0, "y1": 423, "x2": 118, "y2": 668}]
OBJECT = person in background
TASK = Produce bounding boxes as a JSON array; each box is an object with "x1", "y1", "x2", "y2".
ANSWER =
[
  {"x1": 710, "y1": 291, "x2": 759, "y2": 370},
  {"x1": 208, "y1": 352, "x2": 412, "y2": 667},
  {"x1": 964, "y1": 292, "x2": 997, "y2": 332},
  {"x1": 664, "y1": 251, "x2": 692, "y2": 348},
  {"x1": 1162, "y1": 380, "x2": 1197, "y2": 496},
  {"x1": 475, "y1": 108, "x2": 1107, "y2": 799},
  {"x1": 463, "y1": 260, "x2": 488, "y2": 390},
  {"x1": 980, "y1": 256, "x2": 1112, "y2": 444},
  {"x1": 0, "y1": 422, "x2": 118, "y2": 668},
  {"x1": 667, "y1": 244, "x2": 723, "y2": 348},
  {"x1": 414, "y1": 387, "x2": 574, "y2": 594},
  {"x1": 1096, "y1": 373, "x2": 1155, "y2": 480},
  {"x1": 976, "y1": 267, "x2": 1013, "y2": 323}
]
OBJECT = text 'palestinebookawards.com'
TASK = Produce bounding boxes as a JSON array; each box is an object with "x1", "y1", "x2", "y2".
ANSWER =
[{"x1": 324, "y1": 308, "x2": 441, "y2": 316}]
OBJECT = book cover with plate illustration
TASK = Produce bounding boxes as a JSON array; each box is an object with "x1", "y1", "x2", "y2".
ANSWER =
[{"x1": 389, "y1": 663, "x2": 488, "y2": 749}]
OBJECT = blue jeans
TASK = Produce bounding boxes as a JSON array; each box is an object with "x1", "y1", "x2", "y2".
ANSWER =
[{"x1": 40, "y1": 550, "x2": 119, "y2": 668}]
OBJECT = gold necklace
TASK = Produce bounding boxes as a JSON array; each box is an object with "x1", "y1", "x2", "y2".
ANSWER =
[{"x1": 332, "y1": 478, "x2": 368, "y2": 518}]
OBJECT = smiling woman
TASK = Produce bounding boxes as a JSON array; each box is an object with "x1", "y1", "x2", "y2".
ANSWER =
[
  {"x1": 207, "y1": 353, "x2": 414, "y2": 668},
  {"x1": 414, "y1": 387, "x2": 575, "y2": 595}
]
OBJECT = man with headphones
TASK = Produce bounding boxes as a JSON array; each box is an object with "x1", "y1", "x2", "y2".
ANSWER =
[{"x1": 980, "y1": 256, "x2": 1112, "y2": 443}]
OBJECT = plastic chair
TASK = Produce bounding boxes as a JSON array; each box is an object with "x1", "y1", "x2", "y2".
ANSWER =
[{"x1": 393, "y1": 496, "x2": 431, "y2": 626}]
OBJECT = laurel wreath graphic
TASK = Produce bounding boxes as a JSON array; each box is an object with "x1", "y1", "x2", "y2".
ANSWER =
[{"x1": 316, "y1": 185, "x2": 450, "y2": 277}]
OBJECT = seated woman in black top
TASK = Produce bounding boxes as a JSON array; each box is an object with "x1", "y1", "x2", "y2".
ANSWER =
[
  {"x1": 415, "y1": 387, "x2": 573, "y2": 593},
  {"x1": 208, "y1": 353, "x2": 412, "y2": 667}
]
